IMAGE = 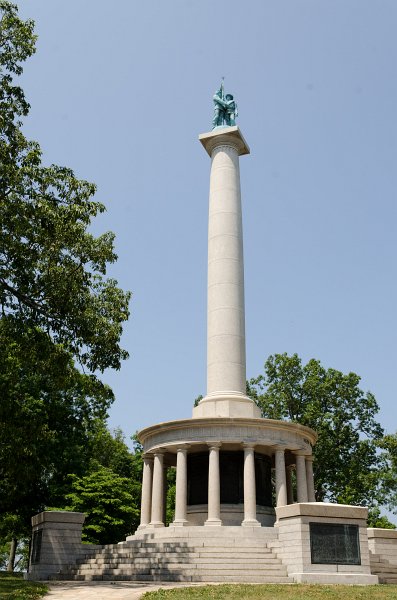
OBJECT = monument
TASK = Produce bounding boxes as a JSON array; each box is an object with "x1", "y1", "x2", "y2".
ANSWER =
[
  {"x1": 136, "y1": 82, "x2": 317, "y2": 532},
  {"x1": 28, "y1": 85, "x2": 392, "y2": 584}
]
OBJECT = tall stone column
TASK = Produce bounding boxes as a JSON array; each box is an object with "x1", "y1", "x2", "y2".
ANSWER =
[
  {"x1": 173, "y1": 445, "x2": 189, "y2": 526},
  {"x1": 205, "y1": 443, "x2": 222, "y2": 526},
  {"x1": 138, "y1": 454, "x2": 153, "y2": 529},
  {"x1": 242, "y1": 444, "x2": 260, "y2": 526},
  {"x1": 150, "y1": 451, "x2": 165, "y2": 527},
  {"x1": 193, "y1": 127, "x2": 261, "y2": 419},
  {"x1": 295, "y1": 453, "x2": 309, "y2": 503},
  {"x1": 305, "y1": 455, "x2": 316, "y2": 502},
  {"x1": 275, "y1": 448, "x2": 288, "y2": 507}
]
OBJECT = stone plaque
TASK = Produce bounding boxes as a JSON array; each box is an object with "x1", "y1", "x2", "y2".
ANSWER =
[
  {"x1": 310, "y1": 522, "x2": 361, "y2": 565},
  {"x1": 31, "y1": 529, "x2": 43, "y2": 565}
]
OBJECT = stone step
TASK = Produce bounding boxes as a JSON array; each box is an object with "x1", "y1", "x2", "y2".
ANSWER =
[
  {"x1": 73, "y1": 561, "x2": 286, "y2": 576},
  {"x1": 85, "y1": 548, "x2": 274, "y2": 560},
  {"x1": 71, "y1": 571, "x2": 290, "y2": 582},
  {"x1": 371, "y1": 565, "x2": 397, "y2": 573},
  {"x1": 135, "y1": 526, "x2": 277, "y2": 537},
  {"x1": 58, "y1": 527, "x2": 287, "y2": 584},
  {"x1": 84, "y1": 555, "x2": 279, "y2": 566}
]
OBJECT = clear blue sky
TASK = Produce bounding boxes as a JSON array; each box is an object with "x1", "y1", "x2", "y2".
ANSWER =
[{"x1": 17, "y1": 2, "x2": 397, "y2": 446}]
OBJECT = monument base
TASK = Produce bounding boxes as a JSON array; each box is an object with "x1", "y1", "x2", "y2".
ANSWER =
[
  {"x1": 272, "y1": 503, "x2": 378, "y2": 585},
  {"x1": 192, "y1": 393, "x2": 261, "y2": 419}
]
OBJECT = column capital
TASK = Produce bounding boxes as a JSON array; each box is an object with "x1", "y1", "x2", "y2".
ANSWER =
[
  {"x1": 242, "y1": 442, "x2": 256, "y2": 450},
  {"x1": 176, "y1": 444, "x2": 191, "y2": 453},
  {"x1": 207, "y1": 442, "x2": 222, "y2": 450},
  {"x1": 199, "y1": 126, "x2": 250, "y2": 157},
  {"x1": 142, "y1": 453, "x2": 154, "y2": 462},
  {"x1": 273, "y1": 445, "x2": 287, "y2": 454},
  {"x1": 293, "y1": 450, "x2": 310, "y2": 457}
]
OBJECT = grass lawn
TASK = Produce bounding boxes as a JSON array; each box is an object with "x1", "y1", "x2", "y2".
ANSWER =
[
  {"x1": 0, "y1": 572, "x2": 47, "y2": 600},
  {"x1": 142, "y1": 583, "x2": 397, "y2": 600}
]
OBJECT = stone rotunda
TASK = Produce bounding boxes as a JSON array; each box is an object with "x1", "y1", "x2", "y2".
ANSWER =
[{"x1": 136, "y1": 126, "x2": 317, "y2": 531}]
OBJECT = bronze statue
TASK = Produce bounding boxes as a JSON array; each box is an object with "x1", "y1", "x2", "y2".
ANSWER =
[{"x1": 212, "y1": 79, "x2": 238, "y2": 129}]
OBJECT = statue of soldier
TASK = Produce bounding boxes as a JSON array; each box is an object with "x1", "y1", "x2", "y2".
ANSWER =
[
  {"x1": 224, "y1": 93, "x2": 238, "y2": 126},
  {"x1": 212, "y1": 83, "x2": 227, "y2": 129},
  {"x1": 212, "y1": 80, "x2": 238, "y2": 129}
]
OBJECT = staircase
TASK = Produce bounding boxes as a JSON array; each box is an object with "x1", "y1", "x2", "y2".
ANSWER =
[
  {"x1": 370, "y1": 551, "x2": 397, "y2": 584},
  {"x1": 56, "y1": 527, "x2": 292, "y2": 583}
]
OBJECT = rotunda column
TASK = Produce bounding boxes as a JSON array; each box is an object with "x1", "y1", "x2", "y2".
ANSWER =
[
  {"x1": 162, "y1": 464, "x2": 168, "y2": 525},
  {"x1": 205, "y1": 443, "x2": 222, "y2": 526},
  {"x1": 275, "y1": 448, "x2": 288, "y2": 507},
  {"x1": 150, "y1": 451, "x2": 165, "y2": 527},
  {"x1": 295, "y1": 453, "x2": 309, "y2": 503},
  {"x1": 306, "y1": 455, "x2": 316, "y2": 502},
  {"x1": 242, "y1": 444, "x2": 260, "y2": 527},
  {"x1": 138, "y1": 454, "x2": 153, "y2": 529},
  {"x1": 286, "y1": 465, "x2": 294, "y2": 505},
  {"x1": 173, "y1": 445, "x2": 190, "y2": 526}
]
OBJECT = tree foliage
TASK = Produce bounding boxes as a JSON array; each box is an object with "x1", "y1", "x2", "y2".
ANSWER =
[
  {"x1": 0, "y1": 1, "x2": 132, "y2": 557},
  {"x1": 378, "y1": 433, "x2": 397, "y2": 518},
  {"x1": 0, "y1": 1, "x2": 130, "y2": 372},
  {"x1": 248, "y1": 353, "x2": 385, "y2": 509},
  {"x1": 66, "y1": 465, "x2": 139, "y2": 545},
  {"x1": 0, "y1": 318, "x2": 113, "y2": 533}
]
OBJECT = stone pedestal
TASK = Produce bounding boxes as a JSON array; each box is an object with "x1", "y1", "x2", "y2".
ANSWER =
[
  {"x1": 27, "y1": 511, "x2": 96, "y2": 580},
  {"x1": 273, "y1": 503, "x2": 378, "y2": 584}
]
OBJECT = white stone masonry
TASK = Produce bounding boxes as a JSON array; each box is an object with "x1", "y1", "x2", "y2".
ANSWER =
[{"x1": 194, "y1": 127, "x2": 260, "y2": 419}]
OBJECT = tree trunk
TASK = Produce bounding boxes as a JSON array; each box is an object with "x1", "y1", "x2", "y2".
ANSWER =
[{"x1": 7, "y1": 538, "x2": 17, "y2": 572}]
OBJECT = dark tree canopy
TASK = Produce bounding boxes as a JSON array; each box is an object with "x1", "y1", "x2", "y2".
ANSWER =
[{"x1": 0, "y1": 317, "x2": 114, "y2": 530}]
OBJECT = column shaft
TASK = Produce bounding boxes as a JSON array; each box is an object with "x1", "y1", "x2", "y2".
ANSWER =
[
  {"x1": 162, "y1": 465, "x2": 168, "y2": 525},
  {"x1": 306, "y1": 456, "x2": 316, "y2": 502},
  {"x1": 139, "y1": 455, "x2": 153, "y2": 529},
  {"x1": 275, "y1": 449, "x2": 288, "y2": 507},
  {"x1": 174, "y1": 447, "x2": 189, "y2": 526},
  {"x1": 296, "y1": 454, "x2": 309, "y2": 503},
  {"x1": 205, "y1": 444, "x2": 222, "y2": 526},
  {"x1": 150, "y1": 452, "x2": 165, "y2": 527},
  {"x1": 242, "y1": 446, "x2": 260, "y2": 526},
  {"x1": 206, "y1": 144, "x2": 246, "y2": 395}
]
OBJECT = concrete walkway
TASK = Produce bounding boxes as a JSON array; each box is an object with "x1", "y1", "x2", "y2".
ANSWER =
[{"x1": 46, "y1": 581, "x2": 208, "y2": 599}]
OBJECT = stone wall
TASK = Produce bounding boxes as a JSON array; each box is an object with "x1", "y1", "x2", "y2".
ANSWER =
[{"x1": 368, "y1": 528, "x2": 397, "y2": 565}]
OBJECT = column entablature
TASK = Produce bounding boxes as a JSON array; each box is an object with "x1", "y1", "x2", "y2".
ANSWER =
[{"x1": 138, "y1": 417, "x2": 317, "y2": 456}]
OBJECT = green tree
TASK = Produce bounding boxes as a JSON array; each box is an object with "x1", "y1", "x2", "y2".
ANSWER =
[
  {"x1": 0, "y1": 1, "x2": 130, "y2": 372},
  {"x1": 66, "y1": 465, "x2": 139, "y2": 545},
  {"x1": 248, "y1": 353, "x2": 385, "y2": 509},
  {"x1": 0, "y1": 318, "x2": 113, "y2": 545},
  {"x1": 378, "y1": 433, "x2": 397, "y2": 518},
  {"x1": 0, "y1": 1, "x2": 131, "y2": 564}
]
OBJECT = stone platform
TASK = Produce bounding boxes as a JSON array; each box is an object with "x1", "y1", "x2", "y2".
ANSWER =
[
  {"x1": 54, "y1": 526, "x2": 292, "y2": 584},
  {"x1": 31, "y1": 506, "x2": 384, "y2": 585}
]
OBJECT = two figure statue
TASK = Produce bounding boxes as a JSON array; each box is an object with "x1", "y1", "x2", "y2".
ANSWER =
[{"x1": 212, "y1": 79, "x2": 238, "y2": 129}]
